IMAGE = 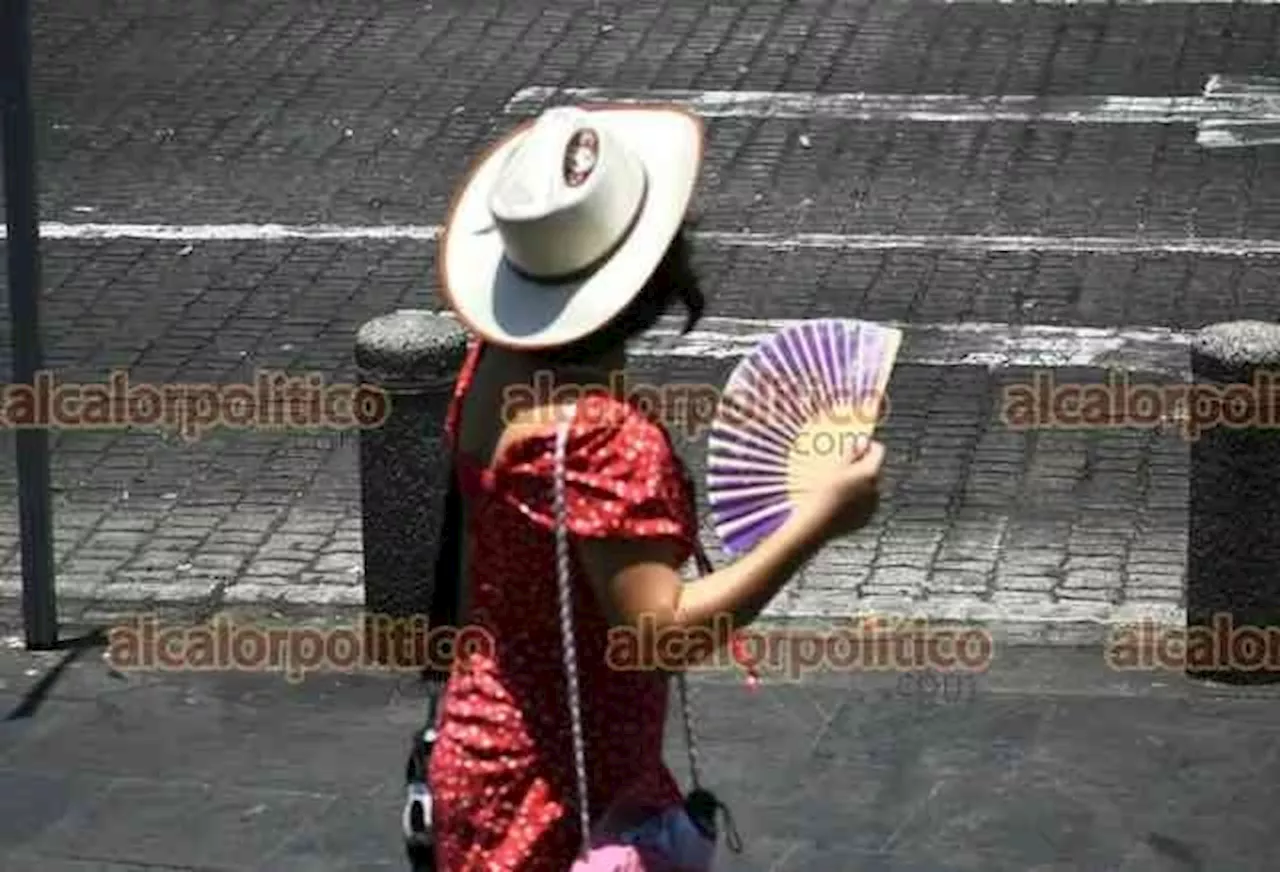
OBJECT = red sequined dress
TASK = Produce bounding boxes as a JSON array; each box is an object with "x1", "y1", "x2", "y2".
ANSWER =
[{"x1": 429, "y1": 340, "x2": 697, "y2": 870}]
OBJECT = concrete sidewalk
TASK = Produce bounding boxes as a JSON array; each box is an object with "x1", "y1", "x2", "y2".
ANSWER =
[{"x1": 1, "y1": 606, "x2": 1278, "y2": 871}]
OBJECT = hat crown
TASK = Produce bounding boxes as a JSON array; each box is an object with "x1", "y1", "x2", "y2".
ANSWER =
[{"x1": 487, "y1": 107, "x2": 647, "y2": 280}]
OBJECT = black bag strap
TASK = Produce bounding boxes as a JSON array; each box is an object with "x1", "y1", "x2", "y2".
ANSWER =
[{"x1": 423, "y1": 464, "x2": 463, "y2": 685}]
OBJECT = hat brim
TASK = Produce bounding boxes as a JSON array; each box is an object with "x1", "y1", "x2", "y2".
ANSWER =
[{"x1": 438, "y1": 105, "x2": 704, "y2": 350}]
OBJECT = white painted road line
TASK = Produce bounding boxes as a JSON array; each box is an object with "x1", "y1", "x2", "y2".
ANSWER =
[
  {"x1": 1197, "y1": 74, "x2": 1280, "y2": 148},
  {"x1": 506, "y1": 86, "x2": 1279, "y2": 125},
  {"x1": 427, "y1": 311, "x2": 1192, "y2": 374},
  {"x1": 13, "y1": 224, "x2": 1280, "y2": 257},
  {"x1": 509, "y1": 79, "x2": 1280, "y2": 149},
  {"x1": 678, "y1": 232, "x2": 1280, "y2": 256},
  {"x1": 2, "y1": 223, "x2": 445, "y2": 242},
  {"x1": 1198, "y1": 123, "x2": 1280, "y2": 149},
  {"x1": 630, "y1": 318, "x2": 1190, "y2": 374}
]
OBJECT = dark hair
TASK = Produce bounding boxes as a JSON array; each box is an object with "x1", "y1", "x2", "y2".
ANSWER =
[{"x1": 533, "y1": 223, "x2": 704, "y2": 366}]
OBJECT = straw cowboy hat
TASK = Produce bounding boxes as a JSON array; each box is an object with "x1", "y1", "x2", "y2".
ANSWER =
[{"x1": 439, "y1": 104, "x2": 704, "y2": 349}]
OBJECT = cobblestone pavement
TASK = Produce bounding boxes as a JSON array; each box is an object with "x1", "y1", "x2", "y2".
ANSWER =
[
  {"x1": 21, "y1": 0, "x2": 1280, "y2": 234},
  {"x1": 4, "y1": 0, "x2": 1274, "y2": 639}
]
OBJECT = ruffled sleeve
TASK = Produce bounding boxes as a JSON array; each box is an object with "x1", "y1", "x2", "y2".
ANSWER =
[{"x1": 503, "y1": 395, "x2": 697, "y2": 560}]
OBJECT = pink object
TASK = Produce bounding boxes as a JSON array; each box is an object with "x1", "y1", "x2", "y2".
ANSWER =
[
  {"x1": 571, "y1": 845, "x2": 648, "y2": 871},
  {"x1": 570, "y1": 844, "x2": 700, "y2": 872},
  {"x1": 731, "y1": 634, "x2": 761, "y2": 689}
]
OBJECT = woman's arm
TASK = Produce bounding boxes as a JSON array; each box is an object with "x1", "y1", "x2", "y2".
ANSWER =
[
  {"x1": 577, "y1": 442, "x2": 884, "y2": 669},
  {"x1": 578, "y1": 500, "x2": 824, "y2": 645}
]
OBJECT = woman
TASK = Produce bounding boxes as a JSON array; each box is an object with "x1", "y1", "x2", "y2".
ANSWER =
[{"x1": 428, "y1": 104, "x2": 886, "y2": 870}]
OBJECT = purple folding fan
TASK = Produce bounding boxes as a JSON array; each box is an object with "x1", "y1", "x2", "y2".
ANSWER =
[{"x1": 705, "y1": 318, "x2": 902, "y2": 557}]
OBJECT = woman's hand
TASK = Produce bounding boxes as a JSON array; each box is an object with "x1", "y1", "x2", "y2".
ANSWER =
[{"x1": 794, "y1": 438, "x2": 886, "y2": 540}]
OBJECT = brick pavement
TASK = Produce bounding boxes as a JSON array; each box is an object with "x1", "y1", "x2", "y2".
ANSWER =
[
  {"x1": 0, "y1": 266, "x2": 1189, "y2": 639},
  {"x1": 10, "y1": 243, "x2": 1280, "y2": 345},
  {"x1": 21, "y1": 0, "x2": 1280, "y2": 235},
  {"x1": 3, "y1": 0, "x2": 1273, "y2": 638}
]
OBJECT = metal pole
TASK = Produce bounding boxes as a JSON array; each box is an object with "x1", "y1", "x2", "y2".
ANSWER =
[{"x1": 2, "y1": 0, "x2": 58, "y2": 649}]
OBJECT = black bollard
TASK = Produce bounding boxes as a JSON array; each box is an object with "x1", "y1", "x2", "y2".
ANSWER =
[
  {"x1": 355, "y1": 310, "x2": 468, "y2": 669},
  {"x1": 1186, "y1": 320, "x2": 1280, "y2": 684}
]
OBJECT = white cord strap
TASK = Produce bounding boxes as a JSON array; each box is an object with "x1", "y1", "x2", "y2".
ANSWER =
[
  {"x1": 553, "y1": 405, "x2": 593, "y2": 857},
  {"x1": 678, "y1": 494, "x2": 719, "y2": 792},
  {"x1": 554, "y1": 407, "x2": 710, "y2": 857},
  {"x1": 675, "y1": 668, "x2": 702, "y2": 789}
]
